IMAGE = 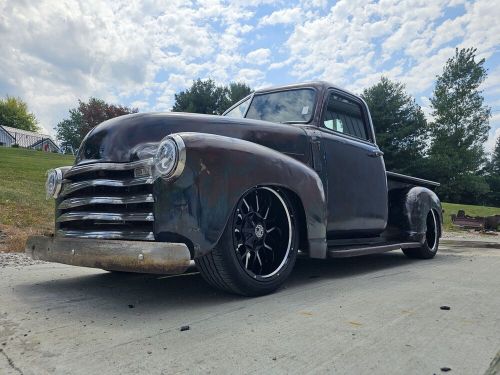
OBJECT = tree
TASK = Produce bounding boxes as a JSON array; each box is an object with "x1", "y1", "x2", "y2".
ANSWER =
[
  {"x1": 55, "y1": 111, "x2": 83, "y2": 151},
  {"x1": 361, "y1": 77, "x2": 427, "y2": 175},
  {"x1": 172, "y1": 79, "x2": 252, "y2": 115},
  {"x1": 56, "y1": 98, "x2": 137, "y2": 151},
  {"x1": 76, "y1": 98, "x2": 138, "y2": 140},
  {"x1": 427, "y1": 47, "x2": 491, "y2": 203},
  {"x1": 227, "y1": 82, "x2": 253, "y2": 106},
  {"x1": 0, "y1": 96, "x2": 39, "y2": 132},
  {"x1": 484, "y1": 136, "x2": 500, "y2": 207},
  {"x1": 488, "y1": 135, "x2": 500, "y2": 176}
]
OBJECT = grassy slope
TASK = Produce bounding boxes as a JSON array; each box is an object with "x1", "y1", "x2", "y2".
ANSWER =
[
  {"x1": 0, "y1": 147, "x2": 74, "y2": 237},
  {"x1": 441, "y1": 202, "x2": 499, "y2": 231}
]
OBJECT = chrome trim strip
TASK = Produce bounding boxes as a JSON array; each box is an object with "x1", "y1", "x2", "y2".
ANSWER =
[
  {"x1": 57, "y1": 212, "x2": 154, "y2": 223},
  {"x1": 65, "y1": 159, "x2": 154, "y2": 178},
  {"x1": 386, "y1": 171, "x2": 440, "y2": 187},
  {"x1": 58, "y1": 194, "x2": 154, "y2": 209},
  {"x1": 57, "y1": 229, "x2": 155, "y2": 241},
  {"x1": 61, "y1": 177, "x2": 152, "y2": 196}
]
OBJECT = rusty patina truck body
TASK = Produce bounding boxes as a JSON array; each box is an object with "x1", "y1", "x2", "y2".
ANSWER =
[{"x1": 27, "y1": 82, "x2": 442, "y2": 295}]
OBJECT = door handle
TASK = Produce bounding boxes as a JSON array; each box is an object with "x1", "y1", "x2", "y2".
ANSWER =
[{"x1": 368, "y1": 150, "x2": 384, "y2": 157}]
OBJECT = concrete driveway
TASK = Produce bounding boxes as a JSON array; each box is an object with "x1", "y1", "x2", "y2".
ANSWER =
[{"x1": 1, "y1": 240, "x2": 499, "y2": 374}]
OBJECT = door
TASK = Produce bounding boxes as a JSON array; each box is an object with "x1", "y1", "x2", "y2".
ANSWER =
[{"x1": 320, "y1": 90, "x2": 388, "y2": 238}]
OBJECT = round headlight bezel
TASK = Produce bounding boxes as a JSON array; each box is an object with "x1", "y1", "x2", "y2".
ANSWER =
[
  {"x1": 46, "y1": 168, "x2": 64, "y2": 199},
  {"x1": 153, "y1": 135, "x2": 185, "y2": 180}
]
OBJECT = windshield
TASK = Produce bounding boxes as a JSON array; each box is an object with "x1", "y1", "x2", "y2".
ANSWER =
[{"x1": 245, "y1": 89, "x2": 316, "y2": 123}]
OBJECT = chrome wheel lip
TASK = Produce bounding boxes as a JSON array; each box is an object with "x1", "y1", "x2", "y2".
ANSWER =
[
  {"x1": 259, "y1": 187, "x2": 292, "y2": 279},
  {"x1": 427, "y1": 210, "x2": 438, "y2": 251},
  {"x1": 233, "y1": 186, "x2": 293, "y2": 279}
]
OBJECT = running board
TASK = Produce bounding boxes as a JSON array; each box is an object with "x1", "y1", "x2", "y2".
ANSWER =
[{"x1": 327, "y1": 242, "x2": 421, "y2": 258}]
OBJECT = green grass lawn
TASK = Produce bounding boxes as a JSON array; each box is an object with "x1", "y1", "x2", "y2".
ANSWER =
[
  {"x1": 0, "y1": 148, "x2": 74, "y2": 248},
  {"x1": 441, "y1": 202, "x2": 499, "y2": 231}
]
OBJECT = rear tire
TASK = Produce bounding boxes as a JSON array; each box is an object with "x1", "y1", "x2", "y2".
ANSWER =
[
  {"x1": 403, "y1": 209, "x2": 440, "y2": 259},
  {"x1": 195, "y1": 187, "x2": 299, "y2": 296}
]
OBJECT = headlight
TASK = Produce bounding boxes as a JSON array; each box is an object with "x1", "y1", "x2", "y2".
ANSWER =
[
  {"x1": 46, "y1": 168, "x2": 64, "y2": 199},
  {"x1": 153, "y1": 137, "x2": 179, "y2": 179}
]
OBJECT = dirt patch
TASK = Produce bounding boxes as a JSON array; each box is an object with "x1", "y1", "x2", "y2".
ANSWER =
[{"x1": 0, "y1": 224, "x2": 48, "y2": 253}]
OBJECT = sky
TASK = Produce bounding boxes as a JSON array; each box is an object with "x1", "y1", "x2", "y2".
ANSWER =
[{"x1": 0, "y1": 0, "x2": 499, "y2": 153}]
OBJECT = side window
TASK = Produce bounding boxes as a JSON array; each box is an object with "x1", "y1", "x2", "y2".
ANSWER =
[
  {"x1": 225, "y1": 97, "x2": 250, "y2": 118},
  {"x1": 322, "y1": 93, "x2": 369, "y2": 141}
]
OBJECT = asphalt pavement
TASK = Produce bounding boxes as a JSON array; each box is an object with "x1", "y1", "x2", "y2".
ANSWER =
[{"x1": 0, "y1": 239, "x2": 499, "y2": 374}]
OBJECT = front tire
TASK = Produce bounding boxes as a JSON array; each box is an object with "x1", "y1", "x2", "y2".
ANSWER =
[
  {"x1": 403, "y1": 209, "x2": 440, "y2": 259},
  {"x1": 195, "y1": 187, "x2": 299, "y2": 296}
]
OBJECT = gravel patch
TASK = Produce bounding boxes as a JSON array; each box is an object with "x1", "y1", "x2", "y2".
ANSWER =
[
  {"x1": 442, "y1": 230, "x2": 500, "y2": 242},
  {"x1": 0, "y1": 253, "x2": 46, "y2": 268}
]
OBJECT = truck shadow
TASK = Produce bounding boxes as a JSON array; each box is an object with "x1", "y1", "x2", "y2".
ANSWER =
[{"x1": 16, "y1": 251, "x2": 434, "y2": 315}]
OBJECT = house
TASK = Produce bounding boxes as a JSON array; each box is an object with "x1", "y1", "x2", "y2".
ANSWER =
[{"x1": 0, "y1": 125, "x2": 60, "y2": 152}]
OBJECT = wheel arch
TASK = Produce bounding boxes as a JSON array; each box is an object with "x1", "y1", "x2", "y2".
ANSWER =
[
  {"x1": 273, "y1": 186, "x2": 309, "y2": 254},
  {"x1": 387, "y1": 186, "x2": 443, "y2": 243},
  {"x1": 153, "y1": 132, "x2": 327, "y2": 259}
]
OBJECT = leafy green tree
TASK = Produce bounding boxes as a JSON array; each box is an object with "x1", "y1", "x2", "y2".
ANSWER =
[
  {"x1": 227, "y1": 82, "x2": 252, "y2": 106},
  {"x1": 55, "y1": 110, "x2": 84, "y2": 151},
  {"x1": 484, "y1": 136, "x2": 500, "y2": 207},
  {"x1": 172, "y1": 79, "x2": 252, "y2": 115},
  {"x1": 0, "y1": 96, "x2": 39, "y2": 132},
  {"x1": 488, "y1": 135, "x2": 500, "y2": 176},
  {"x1": 484, "y1": 175, "x2": 500, "y2": 207},
  {"x1": 361, "y1": 77, "x2": 427, "y2": 175},
  {"x1": 56, "y1": 98, "x2": 137, "y2": 150},
  {"x1": 427, "y1": 47, "x2": 491, "y2": 203}
]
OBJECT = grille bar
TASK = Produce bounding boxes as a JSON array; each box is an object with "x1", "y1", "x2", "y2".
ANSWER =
[
  {"x1": 57, "y1": 229, "x2": 155, "y2": 241},
  {"x1": 64, "y1": 159, "x2": 153, "y2": 178},
  {"x1": 58, "y1": 194, "x2": 154, "y2": 209},
  {"x1": 61, "y1": 177, "x2": 152, "y2": 197},
  {"x1": 57, "y1": 211, "x2": 154, "y2": 223}
]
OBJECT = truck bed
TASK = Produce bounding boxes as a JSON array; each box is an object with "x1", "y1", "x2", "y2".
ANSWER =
[{"x1": 387, "y1": 171, "x2": 439, "y2": 189}]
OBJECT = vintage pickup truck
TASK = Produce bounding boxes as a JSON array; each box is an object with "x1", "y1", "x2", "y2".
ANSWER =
[{"x1": 27, "y1": 81, "x2": 442, "y2": 296}]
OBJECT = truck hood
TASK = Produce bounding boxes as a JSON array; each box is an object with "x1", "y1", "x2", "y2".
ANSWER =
[{"x1": 75, "y1": 112, "x2": 311, "y2": 165}]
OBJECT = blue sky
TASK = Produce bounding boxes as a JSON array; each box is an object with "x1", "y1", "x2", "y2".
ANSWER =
[{"x1": 0, "y1": 0, "x2": 499, "y2": 152}]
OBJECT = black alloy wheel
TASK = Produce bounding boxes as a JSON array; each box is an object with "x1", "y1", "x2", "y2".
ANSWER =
[
  {"x1": 233, "y1": 187, "x2": 293, "y2": 279},
  {"x1": 196, "y1": 186, "x2": 299, "y2": 296}
]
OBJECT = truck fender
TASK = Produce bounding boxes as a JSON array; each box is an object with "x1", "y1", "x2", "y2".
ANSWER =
[
  {"x1": 388, "y1": 186, "x2": 443, "y2": 243},
  {"x1": 153, "y1": 132, "x2": 327, "y2": 259}
]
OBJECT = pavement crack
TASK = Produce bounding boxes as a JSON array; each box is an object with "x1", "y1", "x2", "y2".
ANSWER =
[
  {"x1": 370, "y1": 270, "x2": 410, "y2": 279},
  {"x1": 0, "y1": 348, "x2": 24, "y2": 375}
]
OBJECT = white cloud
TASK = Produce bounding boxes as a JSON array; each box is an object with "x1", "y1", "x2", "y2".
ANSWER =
[
  {"x1": 246, "y1": 48, "x2": 271, "y2": 65},
  {"x1": 283, "y1": 0, "x2": 500, "y2": 95},
  {"x1": 259, "y1": 7, "x2": 302, "y2": 26},
  {"x1": 235, "y1": 68, "x2": 266, "y2": 84},
  {"x1": 269, "y1": 59, "x2": 292, "y2": 70}
]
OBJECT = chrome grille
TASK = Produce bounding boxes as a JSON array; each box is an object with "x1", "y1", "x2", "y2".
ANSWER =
[{"x1": 56, "y1": 159, "x2": 155, "y2": 241}]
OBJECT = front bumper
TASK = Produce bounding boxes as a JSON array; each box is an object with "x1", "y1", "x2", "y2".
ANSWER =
[{"x1": 25, "y1": 235, "x2": 191, "y2": 274}]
